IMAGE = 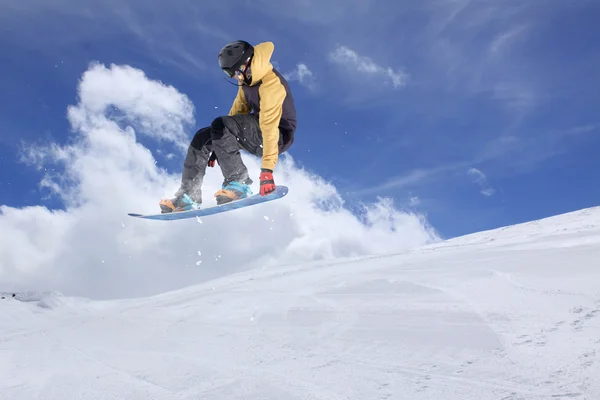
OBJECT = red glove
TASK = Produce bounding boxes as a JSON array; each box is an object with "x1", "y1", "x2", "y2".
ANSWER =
[
  {"x1": 208, "y1": 151, "x2": 217, "y2": 167},
  {"x1": 259, "y1": 169, "x2": 276, "y2": 196}
]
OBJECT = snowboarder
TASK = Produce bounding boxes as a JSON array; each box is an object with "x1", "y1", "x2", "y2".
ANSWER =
[{"x1": 159, "y1": 40, "x2": 297, "y2": 213}]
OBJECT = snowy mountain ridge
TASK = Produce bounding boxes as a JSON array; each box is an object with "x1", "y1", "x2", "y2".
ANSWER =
[{"x1": 1, "y1": 206, "x2": 599, "y2": 400}]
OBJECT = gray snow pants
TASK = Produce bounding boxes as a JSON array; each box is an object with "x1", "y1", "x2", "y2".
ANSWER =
[{"x1": 174, "y1": 114, "x2": 264, "y2": 204}]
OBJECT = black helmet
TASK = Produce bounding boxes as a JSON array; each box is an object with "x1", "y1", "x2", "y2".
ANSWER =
[{"x1": 218, "y1": 40, "x2": 254, "y2": 78}]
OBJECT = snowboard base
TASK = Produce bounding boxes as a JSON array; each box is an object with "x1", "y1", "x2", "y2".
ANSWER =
[{"x1": 128, "y1": 185, "x2": 288, "y2": 221}]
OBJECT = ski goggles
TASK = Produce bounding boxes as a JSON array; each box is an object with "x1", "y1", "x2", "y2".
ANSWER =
[{"x1": 222, "y1": 58, "x2": 249, "y2": 78}]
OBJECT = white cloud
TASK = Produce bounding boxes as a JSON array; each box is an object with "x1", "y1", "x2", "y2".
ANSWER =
[
  {"x1": 0, "y1": 62, "x2": 440, "y2": 300},
  {"x1": 488, "y1": 24, "x2": 529, "y2": 56},
  {"x1": 354, "y1": 161, "x2": 470, "y2": 196},
  {"x1": 0, "y1": 0, "x2": 233, "y2": 77},
  {"x1": 71, "y1": 62, "x2": 194, "y2": 150},
  {"x1": 329, "y1": 46, "x2": 409, "y2": 89},
  {"x1": 420, "y1": 1, "x2": 542, "y2": 116},
  {"x1": 284, "y1": 63, "x2": 318, "y2": 92},
  {"x1": 254, "y1": 0, "x2": 374, "y2": 25},
  {"x1": 474, "y1": 123, "x2": 600, "y2": 178},
  {"x1": 467, "y1": 168, "x2": 495, "y2": 197}
]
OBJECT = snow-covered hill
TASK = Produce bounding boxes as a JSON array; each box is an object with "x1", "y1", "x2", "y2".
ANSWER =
[{"x1": 2, "y1": 207, "x2": 600, "y2": 400}]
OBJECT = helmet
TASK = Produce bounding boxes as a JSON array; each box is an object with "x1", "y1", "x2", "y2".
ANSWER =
[{"x1": 218, "y1": 40, "x2": 254, "y2": 78}]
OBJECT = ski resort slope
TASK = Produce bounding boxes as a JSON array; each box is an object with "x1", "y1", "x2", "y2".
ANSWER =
[{"x1": 2, "y1": 207, "x2": 600, "y2": 400}]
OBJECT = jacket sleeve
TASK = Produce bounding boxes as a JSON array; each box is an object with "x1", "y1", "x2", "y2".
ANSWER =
[
  {"x1": 257, "y1": 73, "x2": 286, "y2": 171},
  {"x1": 228, "y1": 86, "x2": 251, "y2": 116}
]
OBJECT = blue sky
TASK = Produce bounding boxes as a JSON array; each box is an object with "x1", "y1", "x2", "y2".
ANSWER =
[{"x1": 1, "y1": 0, "x2": 600, "y2": 239}]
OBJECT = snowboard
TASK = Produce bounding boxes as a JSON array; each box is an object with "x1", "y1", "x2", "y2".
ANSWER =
[{"x1": 127, "y1": 185, "x2": 288, "y2": 221}]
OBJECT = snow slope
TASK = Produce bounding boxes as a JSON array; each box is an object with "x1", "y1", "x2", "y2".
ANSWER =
[{"x1": 2, "y1": 206, "x2": 600, "y2": 400}]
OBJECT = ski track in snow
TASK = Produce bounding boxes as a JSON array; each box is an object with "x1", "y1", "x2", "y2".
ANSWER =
[{"x1": 2, "y1": 207, "x2": 600, "y2": 399}]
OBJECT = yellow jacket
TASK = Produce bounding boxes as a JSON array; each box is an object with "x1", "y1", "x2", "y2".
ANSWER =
[{"x1": 228, "y1": 42, "x2": 297, "y2": 171}]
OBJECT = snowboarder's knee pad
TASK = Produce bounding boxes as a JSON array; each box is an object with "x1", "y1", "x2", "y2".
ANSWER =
[
  {"x1": 210, "y1": 116, "x2": 226, "y2": 134},
  {"x1": 211, "y1": 116, "x2": 238, "y2": 138},
  {"x1": 190, "y1": 127, "x2": 212, "y2": 150}
]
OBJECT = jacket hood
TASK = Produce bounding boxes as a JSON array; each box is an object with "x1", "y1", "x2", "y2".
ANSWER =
[{"x1": 248, "y1": 42, "x2": 274, "y2": 86}]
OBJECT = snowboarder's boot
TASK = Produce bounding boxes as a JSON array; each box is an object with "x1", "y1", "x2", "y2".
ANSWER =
[
  {"x1": 159, "y1": 193, "x2": 201, "y2": 213},
  {"x1": 214, "y1": 181, "x2": 252, "y2": 205}
]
